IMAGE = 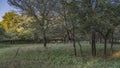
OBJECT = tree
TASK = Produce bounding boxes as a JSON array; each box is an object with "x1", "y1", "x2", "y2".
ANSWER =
[
  {"x1": 0, "y1": 12, "x2": 36, "y2": 40},
  {"x1": 8, "y1": 0, "x2": 57, "y2": 48},
  {"x1": 17, "y1": 14, "x2": 35, "y2": 40},
  {"x1": 95, "y1": 0, "x2": 120, "y2": 57},
  {"x1": 79, "y1": 0, "x2": 120, "y2": 57},
  {"x1": 0, "y1": 12, "x2": 21, "y2": 40},
  {"x1": 0, "y1": 12, "x2": 21, "y2": 32},
  {"x1": 57, "y1": 0, "x2": 80, "y2": 56},
  {"x1": 80, "y1": 0, "x2": 98, "y2": 57}
]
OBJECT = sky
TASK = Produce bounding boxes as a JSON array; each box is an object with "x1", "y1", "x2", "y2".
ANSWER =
[{"x1": 0, "y1": 0, "x2": 15, "y2": 21}]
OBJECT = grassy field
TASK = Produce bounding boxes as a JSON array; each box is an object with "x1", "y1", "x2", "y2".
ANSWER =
[{"x1": 0, "y1": 42, "x2": 120, "y2": 68}]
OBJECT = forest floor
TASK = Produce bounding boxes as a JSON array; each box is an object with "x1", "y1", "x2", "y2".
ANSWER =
[{"x1": 0, "y1": 42, "x2": 120, "y2": 68}]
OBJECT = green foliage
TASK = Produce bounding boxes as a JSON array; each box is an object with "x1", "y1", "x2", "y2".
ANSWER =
[
  {"x1": 0, "y1": 26, "x2": 6, "y2": 40},
  {"x1": 5, "y1": 30, "x2": 19, "y2": 40},
  {"x1": 0, "y1": 26, "x2": 5, "y2": 35}
]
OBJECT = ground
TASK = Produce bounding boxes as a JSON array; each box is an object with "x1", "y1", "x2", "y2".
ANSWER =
[{"x1": 0, "y1": 42, "x2": 120, "y2": 68}]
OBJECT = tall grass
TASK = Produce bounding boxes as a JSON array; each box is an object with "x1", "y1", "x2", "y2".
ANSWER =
[{"x1": 0, "y1": 43, "x2": 119, "y2": 68}]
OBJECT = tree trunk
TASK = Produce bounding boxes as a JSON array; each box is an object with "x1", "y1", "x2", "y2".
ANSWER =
[
  {"x1": 99, "y1": 34, "x2": 102, "y2": 43},
  {"x1": 72, "y1": 24, "x2": 77, "y2": 56},
  {"x1": 63, "y1": 35, "x2": 66, "y2": 43},
  {"x1": 73, "y1": 39, "x2": 77, "y2": 56},
  {"x1": 78, "y1": 41, "x2": 83, "y2": 56},
  {"x1": 104, "y1": 37, "x2": 107, "y2": 57},
  {"x1": 43, "y1": 31, "x2": 47, "y2": 48},
  {"x1": 91, "y1": 30, "x2": 96, "y2": 57},
  {"x1": 110, "y1": 32, "x2": 114, "y2": 55}
]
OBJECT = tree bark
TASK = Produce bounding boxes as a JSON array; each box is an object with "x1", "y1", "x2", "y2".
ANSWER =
[
  {"x1": 110, "y1": 32, "x2": 114, "y2": 55},
  {"x1": 43, "y1": 30, "x2": 47, "y2": 48},
  {"x1": 72, "y1": 24, "x2": 77, "y2": 56},
  {"x1": 78, "y1": 41, "x2": 83, "y2": 56},
  {"x1": 63, "y1": 35, "x2": 66, "y2": 43},
  {"x1": 91, "y1": 30, "x2": 96, "y2": 57},
  {"x1": 99, "y1": 34, "x2": 102, "y2": 43},
  {"x1": 73, "y1": 39, "x2": 77, "y2": 56},
  {"x1": 104, "y1": 37, "x2": 107, "y2": 57}
]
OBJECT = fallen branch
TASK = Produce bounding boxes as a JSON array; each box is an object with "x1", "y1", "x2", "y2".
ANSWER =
[{"x1": 13, "y1": 47, "x2": 21, "y2": 59}]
